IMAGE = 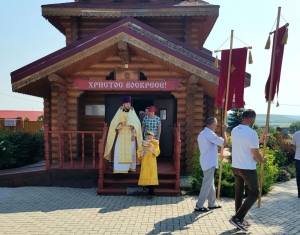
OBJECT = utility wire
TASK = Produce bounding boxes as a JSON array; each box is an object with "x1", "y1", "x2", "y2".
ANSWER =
[{"x1": 0, "y1": 92, "x2": 42, "y2": 103}]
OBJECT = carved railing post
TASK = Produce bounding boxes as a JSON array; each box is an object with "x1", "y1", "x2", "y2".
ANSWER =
[
  {"x1": 175, "y1": 124, "x2": 181, "y2": 191},
  {"x1": 98, "y1": 123, "x2": 108, "y2": 190}
]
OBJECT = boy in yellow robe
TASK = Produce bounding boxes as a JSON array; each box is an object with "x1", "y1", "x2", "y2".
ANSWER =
[{"x1": 137, "y1": 130, "x2": 160, "y2": 198}]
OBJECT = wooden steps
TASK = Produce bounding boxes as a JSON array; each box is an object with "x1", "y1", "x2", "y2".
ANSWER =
[
  {"x1": 103, "y1": 179, "x2": 176, "y2": 189},
  {"x1": 98, "y1": 160, "x2": 180, "y2": 196},
  {"x1": 97, "y1": 188, "x2": 180, "y2": 196}
]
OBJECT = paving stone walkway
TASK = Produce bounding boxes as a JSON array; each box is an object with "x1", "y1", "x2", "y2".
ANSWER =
[{"x1": 0, "y1": 179, "x2": 299, "y2": 235}]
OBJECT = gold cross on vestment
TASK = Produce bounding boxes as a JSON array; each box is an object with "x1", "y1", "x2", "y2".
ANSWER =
[{"x1": 230, "y1": 64, "x2": 236, "y2": 73}]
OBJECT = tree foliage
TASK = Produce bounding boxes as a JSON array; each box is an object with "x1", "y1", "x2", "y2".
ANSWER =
[
  {"x1": 227, "y1": 108, "x2": 245, "y2": 132},
  {"x1": 37, "y1": 115, "x2": 44, "y2": 121},
  {"x1": 289, "y1": 121, "x2": 300, "y2": 134}
]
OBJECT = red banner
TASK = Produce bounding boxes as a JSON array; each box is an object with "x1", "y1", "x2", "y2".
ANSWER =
[
  {"x1": 71, "y1": 79, "x2": 182, "y2": 91},
  {"x1": 215, "y1": 48, "x2": 247, "y2": 110},
  {"x1": 265, "y1": 26, "x2": 287, "y2": 101}
]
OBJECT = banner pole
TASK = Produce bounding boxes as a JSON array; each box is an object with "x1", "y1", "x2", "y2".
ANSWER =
[
  {"x1": 258, "y1": 6, "x2": 281, "y2": 208},
  {"x1": 217, "y1": 29, "x2": 234, "y2": 199}
]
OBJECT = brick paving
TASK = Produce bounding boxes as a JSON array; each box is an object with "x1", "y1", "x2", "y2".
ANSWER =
[{"x1": 0, "y1": 179, "x2": 299, "y2": 235}]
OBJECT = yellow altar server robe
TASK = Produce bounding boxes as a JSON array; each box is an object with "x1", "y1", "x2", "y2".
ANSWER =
[{"x1": 137, "y1": 140, "x2": 160, "y2": 186}]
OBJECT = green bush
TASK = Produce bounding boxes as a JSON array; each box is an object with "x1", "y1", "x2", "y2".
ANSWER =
[
  {"x1": 273, "y1": 149, "x2": 288, "y2": 168},
  {"x1": 188, "y1": 148, "x2": 203, "y2": 191},
  {"x1": 0, "y1": 133, "x2": 17, "y2": 169},
  {"x1": 0, "y1": 131, "x2": 44, "y2": 170},
  {"x1": 276, "y1": 169, "x2": 291, "y2": 182},
  {"x1": 282, "y1": 164, "x2": 296, "y2": 178},
  {"x1": 257, "y1": 148, "x2": 278, "y2": 195},
  {"x1": 215, "y1": 162, "x2": 235, "y2": 198}
]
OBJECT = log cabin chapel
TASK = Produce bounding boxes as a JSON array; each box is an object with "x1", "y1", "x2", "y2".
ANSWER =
[{"x1": 10, "y1": 0, "x2": 250, "y2": 195}]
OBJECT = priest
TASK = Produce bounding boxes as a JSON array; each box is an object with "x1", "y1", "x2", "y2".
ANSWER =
[{"x1": 104, "y1": 96, "x2": 142, "y2": 173}]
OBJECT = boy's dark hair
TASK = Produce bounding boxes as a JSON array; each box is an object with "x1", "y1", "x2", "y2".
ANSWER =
[{"x1": 242, "y1": 109, "x2": 256, "y2": 119}]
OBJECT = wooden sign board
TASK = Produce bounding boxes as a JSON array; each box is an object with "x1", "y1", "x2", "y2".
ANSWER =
[{"x1": 71, "y1": 79, "x2": 183, "y2": 91}]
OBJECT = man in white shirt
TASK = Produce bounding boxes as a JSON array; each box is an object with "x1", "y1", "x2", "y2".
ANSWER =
[
  {"x1": 194, "y1": 117, "x2": 227, "y2": 212},
  {"x1": 291, "y1": 130, "x2": 300, "y2": 198},
  {"x1": 229, "y1": 109, "x2": 267, "y2": 232}
]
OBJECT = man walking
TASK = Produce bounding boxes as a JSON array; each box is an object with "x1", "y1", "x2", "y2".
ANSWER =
[
  {"x1": 229, "y1": 109, "x2": 267, "y2": 231},
  {"x1": 195, "y1": 117, "x2": 227, "y2": 212},
  {"x1": 291, "y1": 129, "x2": 300, "y2": 198}
]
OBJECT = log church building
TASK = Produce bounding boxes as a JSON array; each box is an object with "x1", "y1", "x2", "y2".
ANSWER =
[{"x1": 10, "y1": 0, "x2": 250, "y2": 195}]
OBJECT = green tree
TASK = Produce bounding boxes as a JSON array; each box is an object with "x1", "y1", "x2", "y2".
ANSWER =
[
  {"x1": 24, "y1": 117, "x2": 30, "y2": 121},
  {"x1": 227, "y1": 108, "x2": 244, "y2": 132},
  {"x1": 289, "y1": 121, "x2": 300, "y2": 134},
  {"x1": 37, "y1": 115, "x2": 44, "y2": 121}
]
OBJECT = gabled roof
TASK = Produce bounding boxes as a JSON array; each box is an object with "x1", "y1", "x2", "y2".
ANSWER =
[
  {"x1": 42, "y1": 0, "x2": 219, "y2": 17},
  {"x1": 0, "y1": 110, "x2": 43, "y2": 121},
  {"x1": 11, "y1": 17, "x2": 250, "y2": 97},
  {"x1": 42, "y1": 0, "x2": 219, "y2": 48}
]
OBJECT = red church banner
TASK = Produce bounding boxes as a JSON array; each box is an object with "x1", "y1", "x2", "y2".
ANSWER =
[{"x1": 71, "y1": 79, "x2": 182, "y2": 91}]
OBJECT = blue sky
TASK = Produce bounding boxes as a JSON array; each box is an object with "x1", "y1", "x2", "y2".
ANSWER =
[{"x1": 0, "y1": 0, "x2": 299, "y2": 115}]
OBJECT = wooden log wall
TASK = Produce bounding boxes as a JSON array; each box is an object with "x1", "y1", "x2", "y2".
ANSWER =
[
  {"x1": 71, "y1": 55, "x2": 184, "y2": 81},
  {"x1": 48, "y1": 73, "x2": 83, "y2": 162},
  {"x1": 78, "y1": 92, "x2": 105, "y2": 155},
  {"x1": 172, "y1": 86, "x2": 187, "y2": 172},
  {"x1": 50, "y1": 83, "x2": 65, "y2": 163},
  {"x1": 184, "y1": 17, "x2": 206, "y2": 50},
  {"x1": 43, "y1": 97, "x2": 51, "y2": 128},
  {"x1": 203, "y1": 95, "x2": 222, "y2": 136},
  {"x1": 59, "y1": 16, "x2": 204, "y2": 47},
  {"x1": 43, "y1": 97, "x2": 52, "y2": 160}
]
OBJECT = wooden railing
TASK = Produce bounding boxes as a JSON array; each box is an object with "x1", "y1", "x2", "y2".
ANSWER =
[
  {"x1": 44, "y1": 124, "x2": 104, "y2": 170},
  {"x1": 98, "y1": 123, "x2": 108, "y2": 190},
  {"x1": 173, "y1": 123, "x2": 181, "y2": 191}
]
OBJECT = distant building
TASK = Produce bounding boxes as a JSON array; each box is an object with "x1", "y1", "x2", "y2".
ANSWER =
[{"x1": 0, "y1": 110, "x2": 43, "y2": 121}]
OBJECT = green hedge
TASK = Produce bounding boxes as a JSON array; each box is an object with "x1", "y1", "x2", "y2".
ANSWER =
[{"x1": 0, "y1": 131, "x2": 44, "y2": 170}]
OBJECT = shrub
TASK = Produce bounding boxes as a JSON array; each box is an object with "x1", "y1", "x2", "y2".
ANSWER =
[
  {"x1": 188, "y1": 148, "x2": 203, "y2": 191},
  {"x1": 0, "y1": 131, "x2": 44, "y2": 170},
  {"x1": 280, "y1": 164, "x2": 296, "y2": 179},
  {"x1": 276, "y1": 169, "x2": 291, "y2": 182},
  {"x1": 257, "y1": 148, "x2": 278, "y2": 195},
  {"x1": 273, "y1": 149, "x2": 288, "y2": 168},
  {"x1": 215, "y1": 162, "x2": 235, "y2": 198},
  {"x1": 0, "y1": 133, "x2": 17, "y2": 169}
]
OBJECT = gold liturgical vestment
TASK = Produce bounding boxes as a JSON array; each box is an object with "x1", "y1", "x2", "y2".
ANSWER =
[{"x1": 104, "y1": 107, "x2": 142, "y2": 166}]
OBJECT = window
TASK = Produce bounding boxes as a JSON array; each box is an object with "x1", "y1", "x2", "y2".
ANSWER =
[
  {"x1": 160, "y1": 109, "x2": 167, "y2": 120},
  {"x1": 85, "y1": 105, "x2": 105, "y2": 116}
]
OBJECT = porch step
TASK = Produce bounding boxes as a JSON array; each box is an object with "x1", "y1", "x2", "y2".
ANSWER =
[
  {"x1": 97, "y1": 188, "x2": 180, "y2": 196},
  {"x1": 104, "y1": 179, "x2": 176, "y2": 189},
  {"x1": 104, "y1": 179, "x2": 176, "y2": 184},
  {"x1": 103, "y1": 172, "x2": 176, "y2": 179}
]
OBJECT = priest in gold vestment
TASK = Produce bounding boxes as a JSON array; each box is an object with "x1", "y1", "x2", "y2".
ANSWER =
[{"x1": 104, "y1": 96, "x2": 142, "y2": 173}]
